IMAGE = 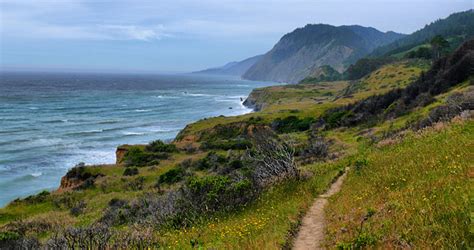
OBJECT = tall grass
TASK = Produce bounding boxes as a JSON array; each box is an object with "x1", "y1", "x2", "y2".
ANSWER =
[{"x1": 325, "y1": 121, "x2": 473, "y2": 248}]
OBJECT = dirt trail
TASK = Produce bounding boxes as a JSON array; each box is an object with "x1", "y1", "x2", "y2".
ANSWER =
[{"x1": 292, "y1": 170, "x2": 348, "y2": 250}]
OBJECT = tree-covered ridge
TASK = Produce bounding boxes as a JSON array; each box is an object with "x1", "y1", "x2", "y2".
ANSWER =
[{"x1": 371, "y1": 9, "x2": 474, "y2": 57}]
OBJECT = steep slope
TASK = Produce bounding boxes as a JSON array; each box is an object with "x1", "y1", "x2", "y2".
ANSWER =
[
  {"x1": 371, "y1": 9, "x2": 474, "y2": 57},
  {"x1": 299, "y1": 65, "x2": 342, "y2": 84},
  {"x1": 193, "y1": 55, "x2": 263, "y2": 76},
  {"x1": 242, "y1": 24, "x2": 404, "y2": 83}
]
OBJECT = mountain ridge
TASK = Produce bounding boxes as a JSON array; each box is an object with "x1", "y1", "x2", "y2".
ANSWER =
[
  {"x1": 193, "y1": 55, "x2": 263, "y2": 76},
  {"x1": 241, "y1": 24, "x2": 405, "y2": 83}
]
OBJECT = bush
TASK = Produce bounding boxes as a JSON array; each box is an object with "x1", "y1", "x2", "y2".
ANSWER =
[
  {"x1": 157, "y1": 168, "x2": 185, "y2": 185},
  {"x1": 407, "y1": 47, "x2": 432, "y2": 59},
  {"x1": 127, "y1": 177, "x2": 145, "y2": 191},
  {"x1": 0, "y1": 231, "x2": 20, "y2": 241},
  {"x1": 123, "y1": 167, "x2": 139, "y2": 176},
  {"x1": 184, "y1": 176, "x2": 255, "y2": 213},
  {"x1": 64, "y1": 163, "x2": 103, "y2": 190},
  {"x1": 354, "y1": 158, "x2": 369, "y2": 172},
  {"x1": 271, "y1": 116, "x2": 314, "y2": 133},
  {"x1": 195, "y1": 152, "x2": 226, "y2": 170},
  {"x1": 108, "y1": 198, "x2": 128, "y2": 208},
  {"x1": 229, "y1": 159, "x2": 244, "y2": 169},
  {"x1": 123, "y1": 146, "x2": 169, "y2": 167},
  {"x1": 70, "y1": 201, "x2": 86, "y2": 216},
  {"x1": 323, "y1": 110, "x2": 353, "y2": 128},
  {"x1": 146, "y1": 140, "x2": 177, "y2": 153}
]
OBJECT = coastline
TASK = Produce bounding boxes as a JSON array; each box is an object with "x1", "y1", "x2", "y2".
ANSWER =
[{"x1": 0, "y1": 82, "x2": 260, "y2": 208}]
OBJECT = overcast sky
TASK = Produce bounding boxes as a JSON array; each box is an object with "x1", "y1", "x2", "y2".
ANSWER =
[{"x1": 0, "y1": 0, "x2": 472, "y2": 73}]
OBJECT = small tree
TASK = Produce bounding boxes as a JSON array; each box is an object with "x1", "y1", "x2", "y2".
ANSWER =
[{"x1": 430, "y1": 35, "x2": 449, "y2": 60}]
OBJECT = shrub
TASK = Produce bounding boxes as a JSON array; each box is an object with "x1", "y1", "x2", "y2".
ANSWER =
[
  {"x1": 127, "y1": 177, "x2": 145, "y2": 191},
  {"x1": 195, "y1": 152, "x2": 226, "y2": 170},
  {"x1": 0, "y1": 231, "x2": 20, "y2": 241},
  {"x1": 323, "y1": 110, "x2": 353, "y2": 128},
  {"x1": 64, "y1": 163, "x2": 103, "y2": 190},
  {"x1": 123, "y1": 167, "x2": 139, "y2": 176},
  {"x1": 123, "y1": 146, "x2": 168, "y2": 167},
  {"x1": 146, "y1": 140, "x2": 177, "y2": 153},
  {"x1": 108, "y1": 198, "x2": 128, "y2": 208},
  {"x1": 184, "y1": 176, "x2": 255, "y2": 213},
  {"x1": 229, "y1": 159, "x2": 244, "y2": 169},
  {"x1": 157, "y1": 168, "x2": 185, "y2": 185},
  {"x1": 301, "y1": 135, "x2": 329, "y2": 163},
  {"x1": 354, "y1": 158, "x2": 369, "y2": 172},
  {"x1": 70, "y1": 201, "x2": 86, "y2": 216},
  {"x1": 271, "y1": 116, "x2": 314, "y2": 133},
  {"x1": 407, "y1": 47, "x2": 432, "y2": 59}
]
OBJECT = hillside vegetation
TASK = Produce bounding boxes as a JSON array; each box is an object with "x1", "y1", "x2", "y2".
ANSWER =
[
  {"x1": 371, "y1": 10, "x2": 474, "y2": 57},
  {"x1": 0, "y1": 35, "x2": 472, "y2": 249}
]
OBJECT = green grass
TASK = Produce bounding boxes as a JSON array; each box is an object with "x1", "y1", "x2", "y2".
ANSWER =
[
  {"x1": 324, "y1": 121, "x2": 473, "y2": 248},
  {"x1": 156, "y1": 160, "x2": 345, "y2": 249},
  {"x1": 0, "y1": 59, "x2": 456, "y2": 248}
]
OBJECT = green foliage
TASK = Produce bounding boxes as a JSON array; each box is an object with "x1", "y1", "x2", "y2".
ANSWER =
[
  {"x1": 123, "y1": 167, "x2": 139, "y2": 176},
  {"x1": 157, "y1": 168, "x2": 185, "y2": 185},
  {"x1": 195, "y1": 152, "x2": 227, "y2": 170},
  {"x1": 123, "y1": 146, "x2": 169, "y2": 167},
  {"x1": 146, "y1": 140, "x2": 178, "y2": 153},
  {"x1": 430, "y1": 35, "x2": 450, "y2": 59},
  {"x1": 271, "y1": 116, "x2": 314, "y2": 133},
  {"x1": 354, "y1": 158, "x2": 369, "y2": 172},
  {"x1": 353, "y1": 232, "x2": 377, "y2": 248},
  {"x1": 185, "y1": 176, "x2": 254, "y2": 213},
  {"x1": 0, "y1": 231, "x2": 20, "y2": 241},
  {"x1": 324, "y1": 110, "x2": 353, "y2": 128},
  {"x1": 326, "y1": 122, "x2": 473, "y2": 248},
  {"x1": 407, "y1": 47, "x2": 432, "y2": 59},
  {"x1": 371, "y1": 10, "x2": 474, "y2": 57}
]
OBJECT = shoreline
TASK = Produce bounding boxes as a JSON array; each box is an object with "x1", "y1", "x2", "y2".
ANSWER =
[{"x1": 0, "y1": 87, "x2": 258, "y2": 208}]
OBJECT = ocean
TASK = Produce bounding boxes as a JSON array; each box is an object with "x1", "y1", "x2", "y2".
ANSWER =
[{"x1": 0, "y1": 72, "x2": 274, "y2": 207}]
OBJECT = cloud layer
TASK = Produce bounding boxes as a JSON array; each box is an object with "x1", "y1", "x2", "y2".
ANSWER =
[{"x1": 0, "y1": 0, "x2": 472, "y2": 71}]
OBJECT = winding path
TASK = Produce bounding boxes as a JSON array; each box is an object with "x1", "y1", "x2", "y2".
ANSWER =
[{"x1": 292, "y1": 169, "x2": 348, "y2": 250}]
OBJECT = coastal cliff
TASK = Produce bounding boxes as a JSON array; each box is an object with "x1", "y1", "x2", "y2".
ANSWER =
[{"x1": 242, "y1": 88, "x2": 270, "y2": 111}]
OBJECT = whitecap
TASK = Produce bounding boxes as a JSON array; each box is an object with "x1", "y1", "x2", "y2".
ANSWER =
[
  {"x1": 153, "y1": 95, "x2": 178, "y2": 99},
  {"x1": 148, "y1": 127, "x2": 180, "y2": 133},
  {"x1": 185, "y1": 93, "x2": 214, "y2": 97},
  {"x1": 30, "y1": 172, "x2": 42, "y2": 177},
  {"x1": 135, "y1": 109, "x2": 151, "y2": 112},
  {"x1": 123, "y1": 131, "x2": 146, "y2": 136}
]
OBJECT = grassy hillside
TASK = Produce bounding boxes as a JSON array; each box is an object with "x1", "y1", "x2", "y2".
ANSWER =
[
  {"x1": 325, "y1": 121, "x2": 473, "y2": 249},
  {"x1": 0, "y1": 41, "x2": 472, "y2": 248}
]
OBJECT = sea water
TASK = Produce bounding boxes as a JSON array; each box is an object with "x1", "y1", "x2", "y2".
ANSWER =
[{"x1": 0, "y1": 72, "x2": 274, "y2": 207}]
